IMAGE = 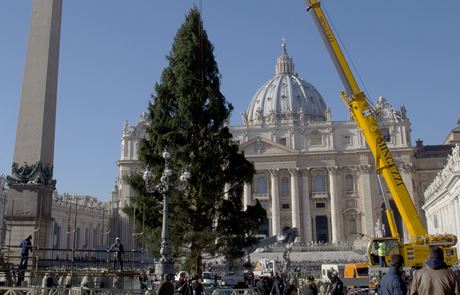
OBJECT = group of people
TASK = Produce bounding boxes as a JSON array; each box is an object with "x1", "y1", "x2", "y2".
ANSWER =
[
  {"x1": 158, "y1": 271, "x2": 204, "y2": 295},
  {"x1": 379, "y1": 247, "x2": 459, "y2": 295},
  {"x1": 254, "y1": 272, "x2": 338, "y2": 295}
]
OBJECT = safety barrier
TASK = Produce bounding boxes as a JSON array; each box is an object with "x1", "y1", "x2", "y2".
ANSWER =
[
  {"x1": 0, "y1": 286, "x2": 149, "y2": 295},
  {"x1": 347, "y1": 288, "x2": 369, "y2": 294},
  {"x1": 208, "y1": 288, "x2": 254, "y2": 295}
]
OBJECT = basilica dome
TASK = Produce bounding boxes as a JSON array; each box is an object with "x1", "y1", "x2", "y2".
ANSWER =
[{"x1": 243, "y1": 43, "x2": 328, "y2": 126}]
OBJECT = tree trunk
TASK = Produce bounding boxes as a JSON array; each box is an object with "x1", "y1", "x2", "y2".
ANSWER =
[{"x1": 195, "y1": 254, "x2": 203, "y2": 276}]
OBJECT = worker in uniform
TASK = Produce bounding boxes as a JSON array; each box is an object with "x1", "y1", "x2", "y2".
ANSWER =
[
  {"x1": 19, "y1": 235, "x2": 33, "y2": 269},
  {"x1": 378, "y1": 241, "x2": 387, "y2": 267},
  {"x1": 109, "y1": 237, "x2": 125, "y2": 270}
]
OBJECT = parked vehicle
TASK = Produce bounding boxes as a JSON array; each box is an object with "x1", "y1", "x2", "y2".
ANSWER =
[
  {"x1": 202, "y1": 272, "x2": 219, "y2": 285},
  {"x1": 321, "y1": 263, "x2": 369, "y2": 290},
  {"x1": 220, "y1": 271, "x2": 244, "y2": 286}
]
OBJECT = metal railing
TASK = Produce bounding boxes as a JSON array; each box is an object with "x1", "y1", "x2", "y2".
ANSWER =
[
  {"x1": 208, "y1": 288, "x2": 254, "y2": 295},
  {"x1": 0, "y1": 286, "x2": 150, "y2": 295},
  {"x1": 2, "y1": 245, "x2": 151, "y2": 271}
]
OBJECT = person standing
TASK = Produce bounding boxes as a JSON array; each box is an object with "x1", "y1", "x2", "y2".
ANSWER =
[
  {"x1": 271, "y1": 273, "x2": 285, "y2": 295},
  {"x1": 191, "y1": 275, "x2": 203, "y2": 295},
  {"x1": 245, "y1": 271, "x2": 255, "y2": 288},
  {"x1": 175, "y1": 271, "x2": 189, "y2": 295},
  {"x1": 284, "y1": 278, "x2": 298, "y2": 295},
  {"x1": 256, "y1": 277, "x2": 270, "y2": 295},
  {"x1": 266, "y1": 274, "x2": 275, "y2": 295},
  {"x1": 139, "y1": 272, "x2": 148, "y2": 290},
  {"x1": 410, "y1": 247, "x2": 459, "y2": 295},
  {"x1": 378, "y1": 241, "x2": 387, "y2": 267},
  {"x1": 301, "y1": 275, "x2": 318, "y2": 295},
  {"x1": 110, "y1": 237, "x2": 125, "y2": 270},
  {"x1": 19, "y1": 235, "x2": 33, "y2": 269},
  {"x1": 379, "y1": 254, "x2": 407, "y2": 295},
  {"x1": 158, "y1": 274, "x2": 175, "y2": 295},
  {"x1": 327, "y1": 270, "x2": 343, "y2": 295}
]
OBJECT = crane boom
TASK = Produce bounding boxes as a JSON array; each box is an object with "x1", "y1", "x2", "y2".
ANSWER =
[{"x1": 305, "y1": 0, "x2": 427, "y2": 239}]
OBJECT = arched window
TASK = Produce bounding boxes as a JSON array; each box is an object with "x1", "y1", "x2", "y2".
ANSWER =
[
  {"x1": 53, "y1": 223, "x2": 61, "y2": 248},
  {"x1": 313, "y1": 175, "x2": 326, "y2": 192},
  {"x1": 345, "y1": 174, "x2": 354, "y2": 193},
  {"x1": 281, "y1": 177, "x2": 289, "y2": 196},
  {"x1": 255, "y1": 176, "x2": 268, "y2": 194},
  {"x1": 344, "y1": 212, "x2": 359, "y2": 240}
]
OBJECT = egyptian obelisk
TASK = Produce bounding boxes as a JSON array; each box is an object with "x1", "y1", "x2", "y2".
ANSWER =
[{"x1": 6, "y1": 0, "x2": 62, "y2": 258}]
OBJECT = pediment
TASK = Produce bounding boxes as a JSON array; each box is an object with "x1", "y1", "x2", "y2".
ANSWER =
[{"x1": 239, "y1": 137, "x2": 297, "y2": 156}]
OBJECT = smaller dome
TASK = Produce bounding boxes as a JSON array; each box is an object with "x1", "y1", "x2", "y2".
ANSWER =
[{"x1": 242, "y1": 42, "x2": 328, "y2": 127}]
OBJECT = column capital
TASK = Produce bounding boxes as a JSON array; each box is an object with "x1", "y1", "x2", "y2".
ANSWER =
[
  {"x1": 269, "y1": 169, "x2": 280, "y2": 176},
  {"x1": 288, "y1": 168, "x2": 300, "y2": 176},
  {"x1": 327, "y1": 166, "x2": 340, "y2": 175},
  {"x1": 399, "y1": 163, "x2": 415, "y2": 174},
  {"x1": 357, "y1": 164, "x2": 372, "y2": 175}
]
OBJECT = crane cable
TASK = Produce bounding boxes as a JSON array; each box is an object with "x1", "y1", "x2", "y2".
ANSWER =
[
  {"x1": 322, "y1": 2, "x2": 409, "y2": 200},
  {"x1": 321, "y1": 3, "x2": 375, "y2": 111}
]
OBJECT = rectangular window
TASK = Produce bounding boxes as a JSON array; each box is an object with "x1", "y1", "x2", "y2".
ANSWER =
[
  {"x1": 343, "y1": 135, "x2": 352, "y2": 145},
  {"x1": 381, "y1": 128, "x2": 391, "y2": 142},
  {"x1": 281, "y1": 177, "x2": 289, "y2": 197},
  {"x1": 310, "y1": 134, "x2": 323, "y2": 146},
  {"x1": 315, "y1": 202, "x2": 326, "y2": 209},
  {"x1": 282, "y1": 204, "x2": 290, "y2": 209},
  {"x1": 277, "y1": 138, "x2": 287, "y2": 146}
]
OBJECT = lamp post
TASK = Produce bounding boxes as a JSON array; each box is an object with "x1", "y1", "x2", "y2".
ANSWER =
[{"x1": 143, "y1": 149, "x2": 190, "y2": 279}]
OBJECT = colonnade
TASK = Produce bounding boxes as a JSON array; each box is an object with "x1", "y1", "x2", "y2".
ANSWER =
[{"x1": 242, "y1": 167, "x2": 343, "y2": 242}]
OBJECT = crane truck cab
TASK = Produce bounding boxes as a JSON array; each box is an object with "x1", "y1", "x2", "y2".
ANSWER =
[{"x1": 368, "y1": 236, "x2": 457, "y2": 268}]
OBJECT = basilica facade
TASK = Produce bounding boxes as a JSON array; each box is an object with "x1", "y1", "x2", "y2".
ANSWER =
[
  {"x1": 113, "y1": 43, "x2": 448, "y2": 244},
  {"x1": 229, "y1": 44, "x2": 419, "y2": 243}
]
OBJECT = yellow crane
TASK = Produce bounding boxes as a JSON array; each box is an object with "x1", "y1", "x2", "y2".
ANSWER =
[{"x1": 304, "y1": 0, "x2": 457, "y2": 272}]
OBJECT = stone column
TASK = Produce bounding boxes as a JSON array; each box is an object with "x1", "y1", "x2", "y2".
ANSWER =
[
  {"x1": 455, "y1": 198, "x2": 460, "y2": 255},
  {"x1": 270, "y1": 169, "x2": 280, "y2": 235},
  {"x1": 6, "y1": 0, "x2": 62, "y2": 256},
  {"x1": 328, "y1": 167, "x2": 340, "y2": 243},
  {"x1": 289, "y1": 168, "x2": 301, "y2": 235},
  {"x1": 400, "y1": 164, "x2": 416, "y2": 241},
  {"x1": 243, "y1": 182, "x2": 251, "y2": 209},
  {"x1": 301, "y1": 169, "x2": 312, "y2": 241},
  {"x1": 358, "y1": 165, "x2": 374, "y2": 237}
]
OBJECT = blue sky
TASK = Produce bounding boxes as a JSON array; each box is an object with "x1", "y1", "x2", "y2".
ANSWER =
[{"x1": 1, "y1": 1, "x2": 459, "y2": 200}]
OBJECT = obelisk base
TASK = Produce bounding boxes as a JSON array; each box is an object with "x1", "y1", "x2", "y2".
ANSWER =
[{"x1": 5, "y1": 186, "x2": 53, "y2": 266}]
